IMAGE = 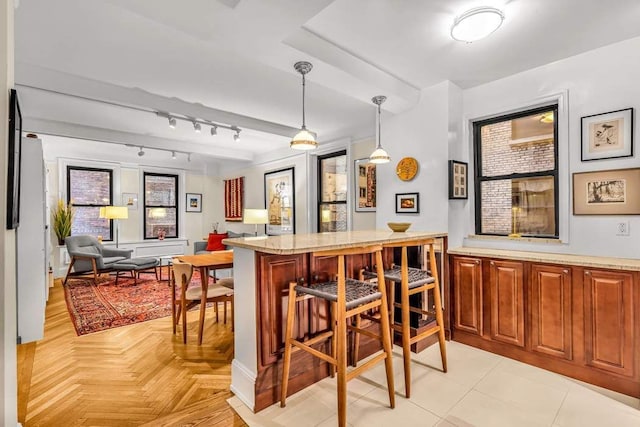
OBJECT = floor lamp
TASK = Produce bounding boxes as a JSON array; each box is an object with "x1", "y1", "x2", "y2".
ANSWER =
[
  {"x1": 100, "y1": 206, "x2": 128, "y2": 248},
  {"x1": 243, "y1": 208, "x2": 268, "y2": 236}
]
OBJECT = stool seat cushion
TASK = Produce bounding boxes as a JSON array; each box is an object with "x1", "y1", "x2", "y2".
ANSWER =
[
  {"x1": 296, "y1": 279, "x2": 381, "y2": 310},
  {"x1": 216, "y1": 277, "x2": 234, "y2": 289},
  {"x1": 112, "y1": 257, "x2": 159, "y2": 270},
  {"x1": 364, "y1": 266, "x2": 434, "y2": 289}
]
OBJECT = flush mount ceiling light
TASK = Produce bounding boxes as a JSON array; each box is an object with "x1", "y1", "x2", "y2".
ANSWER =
[
  {"x1": 290, "y1": 61, "x2": 318, "y2": 150},
  {"x1": 369, "y1": 95, "x2": 390, "y2": 164},
  {"x1": 451, "y1": 6, "x2": 504, "y2": 42}
]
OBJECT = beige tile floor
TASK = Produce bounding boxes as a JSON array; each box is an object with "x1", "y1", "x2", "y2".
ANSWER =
[{"x1": 228, "y1": 341, "x2": 640, "y2": 427}]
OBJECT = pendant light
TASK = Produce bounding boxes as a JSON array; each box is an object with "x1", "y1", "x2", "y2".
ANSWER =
[
  {"x1": 290, "y1": 61, "x2": 318, "y2": 150},
  {"x1": 369, "y1": 95, "x2": 390, "y2": 164}
]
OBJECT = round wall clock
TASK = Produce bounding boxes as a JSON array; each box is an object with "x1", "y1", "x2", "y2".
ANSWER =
[{"x1": 396, "y1": 157, "x2": 419, "y2": 181}]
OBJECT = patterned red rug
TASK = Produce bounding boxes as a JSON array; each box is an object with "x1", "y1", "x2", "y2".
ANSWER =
[{"x1": 63, "y1": 270, "x2": 211, "y2": 336}]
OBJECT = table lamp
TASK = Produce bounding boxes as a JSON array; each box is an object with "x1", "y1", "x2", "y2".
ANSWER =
[
  {"x1": 243, "y1": 208, "x2": 268, "y2": 236},
  {"x1": 100, "y1": 206, "x2": 128, "y2": 247}
]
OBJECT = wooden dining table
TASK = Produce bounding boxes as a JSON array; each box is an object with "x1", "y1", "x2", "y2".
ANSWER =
[{"x1": 174, "y1": 250, "x2": 234, "y2": 343}]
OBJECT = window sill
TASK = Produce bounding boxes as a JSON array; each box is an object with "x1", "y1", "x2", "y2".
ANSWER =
[{"x1": 467, "y1": 234, "x2": 563, "y2": 245}]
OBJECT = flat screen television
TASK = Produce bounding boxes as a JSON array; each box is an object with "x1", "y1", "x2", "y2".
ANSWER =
[{"x1": 6, "y1": 89, "x2": 22, "y2": 229}]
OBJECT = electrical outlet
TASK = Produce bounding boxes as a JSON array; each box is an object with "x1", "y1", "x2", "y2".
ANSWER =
[{"x1": 616, "y1": 221, "x2": 630, "y2": 236}]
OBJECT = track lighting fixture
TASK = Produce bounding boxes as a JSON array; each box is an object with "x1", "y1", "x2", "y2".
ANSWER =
[
  {"x1": 210, "y1": 126, "x2": 218, "y2": 136},
  {"x1": 187, "y1": 153, "x2": 192, "y2": 162},
  {"x1": 290, "y1": 61, "x2": 318, "y2": 150},
  {"x1": 168, "y1": 117, "x2": 177, "y2": 129},
  {"x1": 171, "y1": 151, "x2": 176, "y2": 159},
  {"x1": 138, "y1": 147, "x2": 145, "y2": 157},
  {"x1": 233, "y1": 129, "x2": 241, "y2": 142},
  {"x1": 193, "y1": 121, "x2": 201, "y2": 133},
  {"x1": 156, "y1": 112, "x2": 242, "y2": 140}
]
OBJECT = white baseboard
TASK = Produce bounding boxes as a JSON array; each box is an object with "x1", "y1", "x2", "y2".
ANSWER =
[{"x1": 231, "y1": 358, "x2": 256, "y2": 412}]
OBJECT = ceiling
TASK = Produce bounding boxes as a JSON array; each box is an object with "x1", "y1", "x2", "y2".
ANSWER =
[{"x1": 14, "y1": 0, "x2": 640, "y2": 164}]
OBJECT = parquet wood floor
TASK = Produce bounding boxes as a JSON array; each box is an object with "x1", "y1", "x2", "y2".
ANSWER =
[{"x1": 18, "y1": 280, "x2": 248, "y2": 427}]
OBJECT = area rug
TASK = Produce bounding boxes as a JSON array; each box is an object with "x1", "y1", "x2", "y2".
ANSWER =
[{"x1": 63, "y1": 271, "x2": 212, "y2": 336}]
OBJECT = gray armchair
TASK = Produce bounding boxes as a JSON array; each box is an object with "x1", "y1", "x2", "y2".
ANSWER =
[{"x1": 63, "y1": 235, "x2": 133, "y2": 284}]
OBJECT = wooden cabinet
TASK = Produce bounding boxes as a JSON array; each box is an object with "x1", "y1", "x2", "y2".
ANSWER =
[
  {"x1": 530, "y1": 264, "x2": 572, "y2": 360},
  {"x1": 489, "y1": 260, "x2": 524, "y2": 347},
  {"x1": 453, "y1": 256, "x2": 483, "y2": 336},
  {"x1": 583, "y1": 269, "x2": 634, "y2": 377},
  {"x1": 450, "y1": 253, "x2": 639, "y2": 398}
]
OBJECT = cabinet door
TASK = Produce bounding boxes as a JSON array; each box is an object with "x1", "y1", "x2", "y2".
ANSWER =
[
  {"x1": 453, "y1": 256, "x2": 483, "y2": 336},
  {"x1": 490, "y1": 260, "x2": 525, "y2": 347},
  {"x1": 584, "y1": 269, "x2": 634, "y2": 377},
  {"x1": 257, "y1": 253, "x2": 307, "y2": 367},
  {"x1": 530, "y1": 264, "x2": 572, "y2": 359}
]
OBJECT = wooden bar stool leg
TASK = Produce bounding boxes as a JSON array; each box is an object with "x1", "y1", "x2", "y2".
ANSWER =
[
  {"x1": 281, "y1": 282, "x2": 298, "y2": 407},
  {"x1": 331, "y1": 302, "x2": 337, "y2": 378},
  {"x1": 430, "y1": 245, "x2": 447, "y2": 373},
  {"x1": 375, "y1": 251, "x2": 395, "y2": 409},
  {"x1": 352, "y1": 313, "x2": 361, "y2": 367},
  {"x1": 335, "y1": 256, "x2": 348, "y2": 427},
  {"x1": 400, "y1": 247, "x2": 412, "y2": 398}
]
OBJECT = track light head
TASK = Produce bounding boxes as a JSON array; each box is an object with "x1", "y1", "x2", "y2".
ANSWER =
[
  {"x1": 171, "y1": 151, "x2": 176, "y2": 160},
  {"x1": 211, "y1": 126, "x2": 218, "y2": 136},
  {"x1": 233, "y1": 129, "x2": 241, "y2": 142},
  {"x1": 193, "y1": 122, "x2": 201, "y2": 133},
  {"x1": 138, "y1": 147, "x2": 145, "y2": 157},
  {"x1": 168, "y1": 117, "x2": 176, "y2": 129},
  {"x1": 187, "y1": 153, "x2": 191, "y2": 162}
]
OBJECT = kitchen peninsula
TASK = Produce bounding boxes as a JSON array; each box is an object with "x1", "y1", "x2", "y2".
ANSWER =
[{"x1": 224, "y1": 230, "x2": 448, "y2": 412}]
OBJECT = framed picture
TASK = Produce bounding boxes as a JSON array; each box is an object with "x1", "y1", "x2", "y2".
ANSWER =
[
  {"x1": 395, "y1": 192, "x2": 419, "y2": 214},
  {"x1": 6, "y1": 89, "x2": 22, "y2": 229},
  {"x1": 573, "y1": 168, "x2": 640, "y2": 215},
  {"x1": 354, "y1": 158, "x2": 376, "y2": 212},
  {"x1": 186, "y1": 193, "x2": 202, "y2": 212},
  {"x1": 581, "y1": 108, "x2": 634, "y2": 161},
  {"x1": 122, "y1": 192, "x2": 138, "y2": 210},
  {"x1": 449, "y1": 160, "x2": 468, "y2": 200},
  {"x1": 264, "y1": 167, "x2": 295, "y2": 235}
]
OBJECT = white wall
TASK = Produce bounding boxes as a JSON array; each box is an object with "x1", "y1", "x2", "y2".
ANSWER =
[
  {"x1": 456, "y1": 36, "x2": 640, "y2": 258},
  {"x1": 376, "y1": 81, "x2": 450, "y2": 234},
  {"x1": 219, "y1": 153, "x2": 309, "y2": 235},
  {"x1": 1, "y1": 0, "x2": 17, "y2": 424}
]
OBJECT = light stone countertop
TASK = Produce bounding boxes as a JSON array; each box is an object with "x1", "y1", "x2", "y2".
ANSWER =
[
  {"x1": 223, "y1": 230, "x2": 447, "y2": 255},
  {"x1": 448, "y1": 247, "x2": 640, "y2": 271}
]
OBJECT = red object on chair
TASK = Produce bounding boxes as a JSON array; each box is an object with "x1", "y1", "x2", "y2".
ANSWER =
[{"x1": 206, "y1": 233, "x2": 228, "y2": 251}]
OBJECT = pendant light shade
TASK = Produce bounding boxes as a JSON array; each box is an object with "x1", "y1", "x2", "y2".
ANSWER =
[
  {"x1": 369, "y1": 95, "x2": 390, "y2": 164},
  {"x1": 290, "y1": 61, "x2": 318, "y2": 150}
]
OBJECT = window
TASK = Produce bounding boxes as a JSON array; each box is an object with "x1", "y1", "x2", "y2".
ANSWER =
[
  {"x1": 143, "y1": 173, "x2": 178, "y2": 239},
  {"x1": 318, "y1": 151, "x2": 348, "y2": 232},
  {"x1": 67, "y1": 166, "x2": 113, "y2": 240},
  {"x1": 474, "y1": 105, "x2": 559, "y2": 238}
]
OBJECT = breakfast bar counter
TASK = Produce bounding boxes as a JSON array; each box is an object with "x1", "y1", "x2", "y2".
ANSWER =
[{"x1": 224, "y1": 230, "x2": 448, "y2": 412}]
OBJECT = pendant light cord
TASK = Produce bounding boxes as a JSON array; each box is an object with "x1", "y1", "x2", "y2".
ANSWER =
[
  {"x1": 377, "y1": 103, "x2": 382, "y2": 149},
  {"x1": 301, "y1": 73, "x2": 307, "y2": 130}
]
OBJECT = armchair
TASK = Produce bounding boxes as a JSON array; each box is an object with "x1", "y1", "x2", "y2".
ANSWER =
[{"x1": 63, "y1": 235, "x2": 133, "y2": 284}]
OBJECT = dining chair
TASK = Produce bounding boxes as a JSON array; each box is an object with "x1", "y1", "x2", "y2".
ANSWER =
[{"x1": 171, "y1": 259, "x2": 235, "y2": 344}]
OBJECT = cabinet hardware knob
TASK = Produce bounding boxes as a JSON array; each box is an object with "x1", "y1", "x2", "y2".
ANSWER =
[
  {"x1": 563, "y1": 269, "x2": 569, "y2": 274},
  {"x1": 475, "y1": 260, "x2": 480, "y2": 264},
  {"x1": 490, "y1": 261, "x2": 495, "y2": 266},
  {"x1": 585, "y1": 271, "x2": 591, "y2": 276}
]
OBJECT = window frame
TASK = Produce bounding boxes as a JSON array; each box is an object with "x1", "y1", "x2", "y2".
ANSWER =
[
  {"x1": 66, "y1": 166, "x2": 113, "y2": 240},
  {"x1": 317, "y1": 150, "x2": 348, "y2": 232},
  {"x1": 143, "y1": 172, "x2": 179, "y2": 240},
  {"x1": 473, "y1": 104, "x2": 560, "y2": 238}
]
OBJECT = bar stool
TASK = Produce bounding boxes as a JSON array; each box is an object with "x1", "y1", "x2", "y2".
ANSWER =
[
  {"x1": 280, "y1": 245, "x2": 395, "y2": 427},
  {"x1": 357, "y1": 238, "x2": 447, "y2": 398}
]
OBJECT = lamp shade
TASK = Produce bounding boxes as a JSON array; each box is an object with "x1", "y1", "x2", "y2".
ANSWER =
[
  {"x1": 102, "y1": 206, "x2": 129, "y2": 220},
  {"x1": 290, "y1": 129, "x2": 318, "y2": 150},
  {"x1": 243, "y1": 208, "x2": 269, "y2": 225},
  {"x1": 369, "y1": 147, "x2": 391, "y2": 164}
]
